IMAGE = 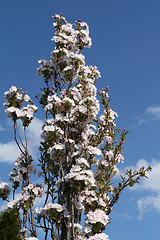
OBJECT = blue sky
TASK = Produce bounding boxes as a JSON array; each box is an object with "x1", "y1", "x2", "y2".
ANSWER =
[{"x1": 0, "y1": 0, "x2": 160, "y2": 239}]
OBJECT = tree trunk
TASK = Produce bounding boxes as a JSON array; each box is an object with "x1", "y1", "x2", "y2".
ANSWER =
[{"x1": 61, "y1": 183, "x2": 71, "y2": 240}]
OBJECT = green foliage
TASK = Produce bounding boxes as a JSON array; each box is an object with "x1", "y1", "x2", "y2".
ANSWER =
[{"x1": 0, "y1": 208, "x2": 21, "y2": 240}]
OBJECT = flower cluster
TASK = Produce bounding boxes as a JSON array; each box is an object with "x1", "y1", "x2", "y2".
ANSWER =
[
  {"x1": 88, "y1": 233, "x2": 109, "y2": 240},
  {"x1": 36, "y1": 202, "x2": 64, "y2": 222},
  {"x1": 85, "y1": 209, "x2": 109, "y2": 232},
  {"x1": 6, "y1": 184, "x2": 43, "y2": 213},
  {"x1": 76, "y1": 233, "x2": 109, "y2": 240},
  {"x1": 9, "y1": 153, "x2": 36, "y2": 189},
  {"x1": 38, "y1": 14, "x2": 92, "y2": 83},
  {"x1": 65, "y1": 165, "x2": 95, "y2": 188},
  {"x1": 4, "y1": 86, "x2": 37, "y2": 126},
  {"x1": 23, "y1": 184, "x2": 43, "y2": 198},
  {"x1": 75, "y1": 189, "x2": 108, "y2": 213},
  {"x1": 0, "y1": 182, "x2": 11, "y2": 200}
]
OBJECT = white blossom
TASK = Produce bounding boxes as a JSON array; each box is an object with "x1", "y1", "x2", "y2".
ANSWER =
[
  {"x1": 9, "y1": 86, "x2": 17, "y2": 92},
  {"x1": 89, "y1": 233, "x2": 109, "y2": 240},
  {"x1": 24, "y1": 94, "x2": 30, "y2": 102},
  {"x1": 86, "y1": 209, "x2": 109, "y2": 226}
]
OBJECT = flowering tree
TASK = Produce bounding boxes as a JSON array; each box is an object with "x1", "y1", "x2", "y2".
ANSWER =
[{"x1": 0, "y1": 14, "x2": 152, "y2": 240}]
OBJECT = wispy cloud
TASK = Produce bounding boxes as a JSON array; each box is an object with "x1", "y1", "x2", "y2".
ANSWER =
[
  {"x1": 137, "y1": 119, "x2": 146, "y2": 125},
  {"x1": 136, "y1": 105, "x2": 160, "y2": 125},
  {"x1": 137, "y1": 194, "x2": 160, "y2": 220},
  {"x1": 127, "y1": 158, "x2": 160, "y2": 219},
  {"x1": 0, "y1": 141, "x2": 19, "y2": 163},
  {"x1": 27, "y1": 117, "x2": 43, "y2": 150},
  {"x1": 0, "y1": 117, "x2": 43, "y2": 164},
  {"x1": 146, "y1": 106, "x2": 160, "y2": 120},
  {"x1": 132, "y1": 159, "x2": 160, "y2": 192},
  {"x1": 26, "y1": 117, "x2": 43, "y2": 161},
  {"x1": 17, "y1": 117, "x2": 43, "y2": 160}
]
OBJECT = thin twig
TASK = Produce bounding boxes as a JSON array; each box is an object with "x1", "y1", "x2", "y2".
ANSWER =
[
  {"x1": 14, "y1": 121, "x2": 25, "y2": 155},
  {"x1": 24, "y1": 126, "x2": 36, "y2": 237},
  {"x1": 15, "y1": 121, "x2": 26, "y2": 149}
]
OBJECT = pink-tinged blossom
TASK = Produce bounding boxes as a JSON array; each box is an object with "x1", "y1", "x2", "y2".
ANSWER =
[
  {"x1": 78, "y1": 105, "x2": 88, "y2": 114},
  {"x1": 9, "y1": 153, "x2": 36, "y2": 188},
  {"x1": 86, "y1": 209, "x2": 109, "y2": 226},
  {"x1": 65, "y1": 165, "x2": 95, "y2": 186},
  {"x1": 100, "y1": 90, "x2": 109, "y2": 98},
  {"x1": 88, "y1": 233, "x2": 109, "y2": 240},
  {"x1": 104, "y1": 135, "x2": 112, "y2": 144},
  {"x1": 42, "y1": 124, "x2": 64, "y2": 139},
  {"x1": 23, "y1": 184, "x2": 43, "y2": 198},
  {"x1": 6, "y1": 187, "x2": 43, "y2": 211},
  {"x1": 36, "y1": 202, "x2": 64, "y2": 219},
  {"x1": 88, "y1": 146, "x2": 102, "y2": 155},
  {"x1": 44, "y1": 203, "x2": 64, "y2": 212}
]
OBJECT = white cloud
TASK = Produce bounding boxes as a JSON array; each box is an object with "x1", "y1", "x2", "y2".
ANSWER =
[
  {"x1": 135, "y1": 105, "x2": 160, "y2": 126},
  {"x1": 137, "y1": 119, "x2": 146, "y2": 125},
  {"x1": 127, "y1": 158, "x2": 160, "y2": 219},
  {"x1": 135, "y1": 158, "x2": 149, "y2": 169},
  {"x1": 0, "y1": 141, "x2": 19, "y2": 163},
  {"x1": 146, "y1": 106, "x2": 160, "y2": 120},
  {"x1": 16, "y1": 117, "x2": 43, "y2": 161},
  {"x1": 131, "y1": 159, "x2": 160, "y2": 192},
  {"x1": 27, "y1": 117, "x2": 43, "y2": 160},
  {"x1": 137, "y1": 194, "x2": 160, "y2": 220},
  {"x1": 27, "y1": 117, "x2": 43, "y2": 148},
  {"x1": 0, "y1": 117, "x2": 43, "y2": 164},
  {"x1": 119, "y1": 159, "x2": 149, "y2": 178}
]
